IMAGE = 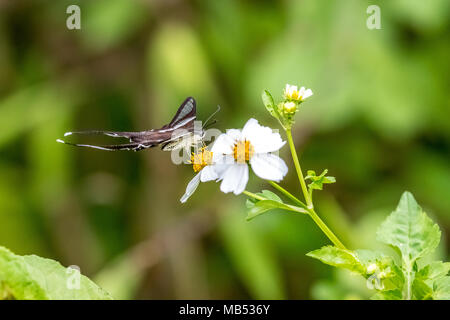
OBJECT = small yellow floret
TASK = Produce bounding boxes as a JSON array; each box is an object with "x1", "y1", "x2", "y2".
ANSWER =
[
  {"x1": 283, "y1": 101, "x2": 298, "y2": 113},
  {"x1": 191, "y1": 148, "x2": 213, "y2": 172},
  {"x1": 233, "y1": 140, "x2": 254, "y2": 163}
]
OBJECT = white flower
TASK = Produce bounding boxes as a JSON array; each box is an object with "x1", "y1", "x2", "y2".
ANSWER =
[
  {"x1": 211, "y1": 118, "x2": 288, "y2": 195},
  {"x1": 283, "y1": 84, "x2": 313, "y2": 102},
  {"x1": 180, "y1": 147, "x2": 224, "y2": 203}
]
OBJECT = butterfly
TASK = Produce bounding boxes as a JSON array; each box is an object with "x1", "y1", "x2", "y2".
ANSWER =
[{"x1": 57, "y1": 97, "x2": 212, "y2": 152}]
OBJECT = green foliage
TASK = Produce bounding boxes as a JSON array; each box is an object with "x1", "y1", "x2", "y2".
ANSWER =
[
  {"x1": 0, "y1": 0, "x2": 449, "y2": 300},
  {"x1": 307, "y1": 192, "x2": 449, "y2": 300},
  {"x1": 0, "y1": 246, "x2": 112, "y2": 300},
  {"x1": 376, "y1": 192, "x2": 441, "y2": 266},
  {"x1": 306, "y1": 246, "x2": 365, "y2": 274},
  {"x1": 432, "y1": 277, "x2": 450, "y2": 300},
  {"x1": 246, "y1": 190, "x2": 307, "y2": 221},
  {"x1": 305, "y1": 169, "x2": 336, "y2": 191},
  {"x1": 261, "y1": 90, "x2": 277, "y2": 119}
]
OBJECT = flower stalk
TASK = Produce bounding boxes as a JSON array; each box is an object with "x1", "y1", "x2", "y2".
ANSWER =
[
  {"x1": 307, "y1": 208, "x2": 346, "y2": 249},
  {"x1": 285, "y1": 129, "x2": 313, "y2": 208},
  {"x1": 261, "y1": 84, "x2": 347, "y2": 250}
]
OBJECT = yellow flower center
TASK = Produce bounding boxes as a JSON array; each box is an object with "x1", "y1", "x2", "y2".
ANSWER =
[
  {"x1": 284, "y1": 87, "x2": 303, "y2": 101},
  {"x1": 233, "y1": 140, "x2": 254, "y2": 163},
  {"x1": 290, "y1": 91, "x2": 300, "y2": 100},
  {"x1": 191, "y1": 148, "x2": 213, "y2": 172}
]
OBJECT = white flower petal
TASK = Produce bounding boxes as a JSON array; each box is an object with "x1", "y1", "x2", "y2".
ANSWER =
[
  {"x1": 250, "y1": 153, "x2": 288, "y2": 182},
  {"x1": 211, "y1": 133, "x2": 235, "y2": 155},
  {"x1": 241, "y1": 118, "x2": 260, "y2": 136},
  {"x1": 285, "y1": 84, "x2": 298, "y2": 96},
  {"x1": 214, "y1": 166, "x2": 230, "y2": 180},
  {"x1": 299, "y1": 86, "x2": 306, "y2": 96},
  {"x1": 302, "y1": 88, "x2": 313, "y2": 99},
  {"x1": 241, "y1": 119, "x2": 285, "y2": 153},
  {"x1": 200, "y1": 165, "x2": 218, "y2": 182},
  {"x1": 180, "y1": 172, "x2": 201, "y2": 203},
  {"x1": 225, "y1": 128, "x2": 242, "y2": 142},
  {"x1": 220, "y1": 164, "x2": 249, "y2": 195},
  {"x1": 212, "y1": 153, "x2": 235, "y2": 167}
]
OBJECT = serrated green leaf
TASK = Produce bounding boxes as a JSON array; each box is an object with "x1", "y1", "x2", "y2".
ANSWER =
[
  {"x1": 307, "y1": 246, "x2": 365, "y2": 274},
  {"x1": 416, "y1": 261, "x2": 450, "y2": 286},
  {"x1": 432, "y1": 276, "x2": 450, "y2": 300},
  {"x1": 376, "y1": 191, "x2": 441, "y2": 266},
  {"x1": 385, "y1": 261, "x2": 406, "y2": 291},
  {"x1": 412, "y1": 278, "x2": 433, "y2": 300},
  {"x1": 0, "y1": 246, "x2": 112, "y2": 300}
]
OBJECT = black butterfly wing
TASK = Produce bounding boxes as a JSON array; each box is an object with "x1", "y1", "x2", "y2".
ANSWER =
[{"x1": 167, "y1": 97, "x2": 196, "y2": 129}]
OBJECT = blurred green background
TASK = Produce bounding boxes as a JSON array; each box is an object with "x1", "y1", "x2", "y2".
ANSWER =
[{"x1": 0, "y1": 0, "x2": 449, "y2": 299}]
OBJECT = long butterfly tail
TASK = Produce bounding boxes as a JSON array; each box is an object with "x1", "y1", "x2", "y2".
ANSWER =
[
  {"x1": 63, "y1": 130, "x2": 151, "y2": 142},
  {"x1": 56, "y1": 139, "x2": 155, "y2": 151}
]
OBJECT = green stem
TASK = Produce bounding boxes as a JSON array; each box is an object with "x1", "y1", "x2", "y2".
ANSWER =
[
  {"x1": 308, "y1": 208, "x2": 346, "y2": 249},
  {"x1": 405, "y1": 264, "x2": 412, "y2": 300},
  {"x1": 286, "y1": 129, "x2": 313, "y2": 208},
  {"x1": 268, "y1": 181, "x2": 308, "y2": 210},
  {"x1": 285, "y1": 128, "x2": 347, "y2": 250},
  {"x1": 243, "y1": 190, "x2": 265, "y2": 201}
]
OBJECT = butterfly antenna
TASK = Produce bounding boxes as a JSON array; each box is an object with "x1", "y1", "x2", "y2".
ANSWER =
[
  {"x1": 202, "y1": 105, "x2": 221, "y2": 129},
  {"x1": 203, "y1": 119, "x2": 218, "y2": 130}
]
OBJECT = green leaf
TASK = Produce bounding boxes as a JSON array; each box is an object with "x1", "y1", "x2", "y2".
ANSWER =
[
  {"x1": 305, "y1": 169, "x2": 336, "y2": 191},
  {"x1": 432, "y1": 276, "x2": 450, "y2": 300},
  {"x1": 246, "y1": 190, "x2": 281, "y2": 210},
  {"x1": 307, "y1": 246, "x2": 365, "y2": 274},
  {"x1": 376, "y1": 191, "x2": 441, "y2": 266},
  {"x1": 246, "y1": 200, "x2": 300, "y2": 221},
  {"x1": 412, "y1": 278, "x2": 433, "y2": 300},
  {"x1": 354, "y1": 249, "x2": 385, "y2": 265},
  {"x1": 246, "y1": 190, "x2": 306, "y2": 221},
  {"x1": 0, "y1": 246, "x2": 112, "y2": 300},
  {"x1": 250, "y1": 190, "x2": 282, "y2": 204},
  {"x1": 416, "y1": 261, "x2": 450, "y2": 285},
  {"x1": 261, "y1": 90, "x2": 278, "y2": 119}
]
